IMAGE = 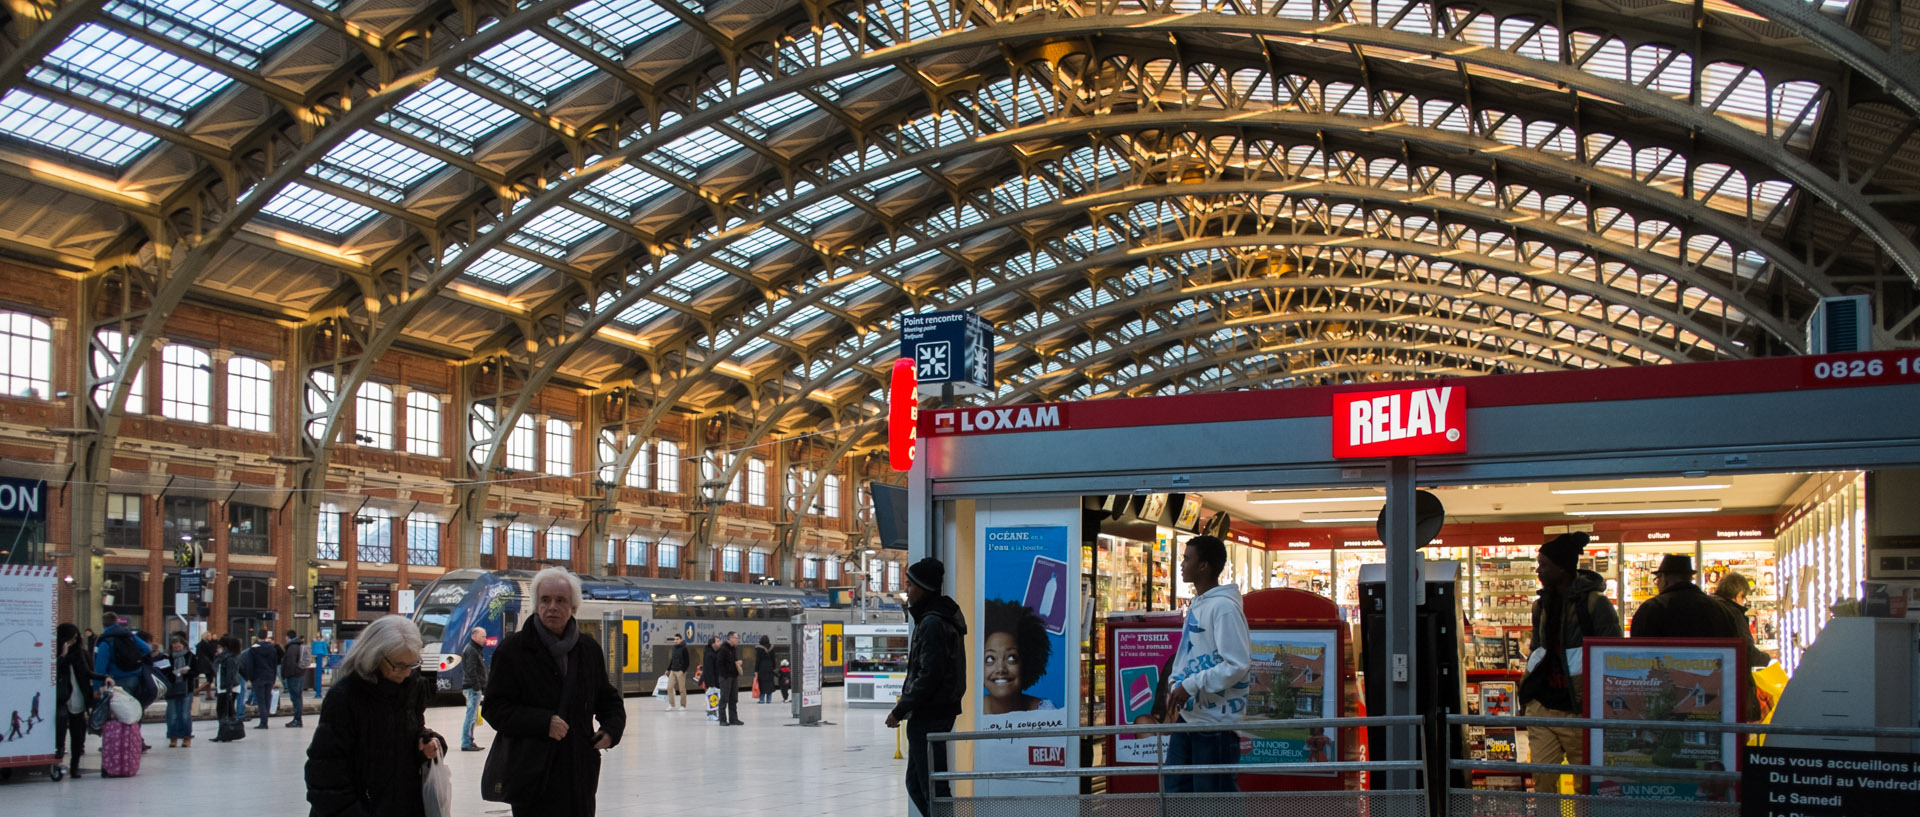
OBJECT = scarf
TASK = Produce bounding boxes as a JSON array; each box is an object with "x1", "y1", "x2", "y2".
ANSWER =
[{"x1": 532, "y1": 616, "x2": 579, "y2": 677}]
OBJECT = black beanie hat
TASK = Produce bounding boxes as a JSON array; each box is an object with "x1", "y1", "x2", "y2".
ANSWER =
[
  {"x1": 906, "y1": 557, "x2": 945, "y2": 592},
  {"x1": 1540, "y1": 531, "x2": 1588, "y2": 572}
]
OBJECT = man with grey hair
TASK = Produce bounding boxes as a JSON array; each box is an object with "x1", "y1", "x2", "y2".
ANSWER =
[
  {"x1": 483, "y1": 567, "x2": 626, "y2": 815},
  {"x1": 459, "y1": 626, "x2": 489, "y2": 751}
]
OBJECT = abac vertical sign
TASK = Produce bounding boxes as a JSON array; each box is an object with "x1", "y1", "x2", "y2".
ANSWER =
[{"x1": 900, "y1": 310, "x2": 994, "y2": 396}]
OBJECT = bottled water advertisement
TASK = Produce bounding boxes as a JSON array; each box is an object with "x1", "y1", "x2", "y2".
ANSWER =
[{"x1": 976, "y1": 525, "x2": 1074, "y2": 796}]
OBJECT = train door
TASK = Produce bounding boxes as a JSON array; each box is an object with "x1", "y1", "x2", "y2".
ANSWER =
[{"x1": 823, "y1": 621, "x2": 844, "y2": 684}]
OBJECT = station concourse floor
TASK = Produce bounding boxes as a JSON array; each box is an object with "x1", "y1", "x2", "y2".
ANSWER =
[{"x1": 2, "y1": 690, "x2": 910, "y2": 816}]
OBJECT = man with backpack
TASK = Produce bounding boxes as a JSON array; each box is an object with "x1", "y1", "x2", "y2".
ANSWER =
[
  {"x1": 93, "y1": 612, "x2": 153, "y2": 701},
  {"x1": 280, "y1": 629, "x2": 312, "y2": 727},
  {"x1": 1520, "y1": 531, "x2": 1622, "y2": 795}
]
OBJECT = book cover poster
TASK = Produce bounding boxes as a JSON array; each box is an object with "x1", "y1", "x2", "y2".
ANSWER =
[
  {"x1": 1239, "y1": 628, "x2": 1339, "y2": 769},
  {"x1": 1584, "y1": 640, "x2": 1740, "y2": 801},
  {"x1": 1112, "y1": 627, "x2": 1180, "y2": 763}
]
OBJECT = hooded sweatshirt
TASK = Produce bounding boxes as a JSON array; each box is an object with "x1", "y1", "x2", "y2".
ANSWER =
[
  {"x1": 1522, "y1": 567, "x2": 1621, "y2": 712},
  {"x1": 1168, "y1": 583, "x2": 1252, "y2": 725},
  {"x1": 891, "y1": 594, "x2": 968, "y2": 722}
]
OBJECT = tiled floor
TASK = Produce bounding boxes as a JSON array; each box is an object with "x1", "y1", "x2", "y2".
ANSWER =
[{"x1": 0, "y1": 689, "x2": 909, "y2": 816}]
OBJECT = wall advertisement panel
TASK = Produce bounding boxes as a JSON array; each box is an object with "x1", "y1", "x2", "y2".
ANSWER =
[
  {"x1": 0, "y1": 566, "x2": 57, "y2": 767},
  {"x1": 976, "y1": 521, "x2": 1077, "y2": 797},
  {"x1": 801, "y1": 624, "x2": 824, "y2": 709},
  {"x1": 1583, "y1": 638, "x2": 1742, "y2": 802}
]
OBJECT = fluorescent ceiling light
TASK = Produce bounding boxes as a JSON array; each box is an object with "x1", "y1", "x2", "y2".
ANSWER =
[
  {"x1": 1564, "y1": 505, "x2": 1721, "y2": 517},
  {"x1": 1299, "y1": 511, "x2": 1381, "y2": 523},
  {"x1": 1550, "y1": 484, "x2": 1731, "y2": 495},
  {"x1": 1249, "y1": 491, "x2": 1387, "y2": 505}
]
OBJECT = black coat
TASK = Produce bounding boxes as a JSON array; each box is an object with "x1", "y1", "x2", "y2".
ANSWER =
[
  {"x1": 244, "y1": 641, "x2": 283, "y2": 687},
  {"x1": 699, "y1": 646, "x2": 718, "y2": 688},
  {"x1": 667, "y1": 643, "x2": 689, "y2": 673},
  {"x1": 304, "y1": 670, "x2": 436, "y2": 817},
  {"x1": 754, "y1": 649, "x2": 777, "y2": 690},
  {"x1": 715, "y1": 642, "x2": 740, "y2": 681},
  {"x1": 482, "y1": 618, "x2": 627, "y2": 816},
  {"x1": 892, "y1": 594, "x2": 968, "y2": 723},
  {"x1": 460, "y1": 639, "x2": 489, "y2": 691},
  {"x1": 57, "y1": 640, "x2": 102, "y2": 710}
]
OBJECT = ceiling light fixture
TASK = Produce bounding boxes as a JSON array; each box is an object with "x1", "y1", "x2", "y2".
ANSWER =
[
  {"x1": 1298, "y1": 511, "x2": 1383, "y2": 523},
  {"x1": 1248, "y1": 491, "x2": 1387, "y2": 505},
  {"x1": 1564, "y1": 505, "x2": 1722, "y2": 517},
  {"x1": 1550, "y1": 484, "x2": 1731, "y2": 495}
]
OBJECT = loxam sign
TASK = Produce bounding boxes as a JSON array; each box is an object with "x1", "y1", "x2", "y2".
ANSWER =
[
  {"x1": 1331, "y1": 385, "x2": 1466, "y2": 458},
  {"x1": 926, "y1": 404, "x2": 1068, "y2": 436}
]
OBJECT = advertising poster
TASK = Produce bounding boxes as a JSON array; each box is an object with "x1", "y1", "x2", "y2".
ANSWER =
[
  {"x1": 1112, "y1": 627, "x2": 1180, "y2": 763},
  {"x1": 801, "y1": 624, "x2": 823, "y2": 709},
  {"x1": 1240, "y1": 628, "x2": 1339, "y2": 769},
  {"x1": 1584, "y1": 639, "x2": 1741, "y2": 801},
  {"x1": 977, "y1": 525, "x2": 1075, "y2": 796},
  {"x1": 0, "y1": 566, "x2": 57, "y2": 765}
]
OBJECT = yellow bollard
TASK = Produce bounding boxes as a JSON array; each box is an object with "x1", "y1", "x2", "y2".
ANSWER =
[{"x1": 895, "y1": 722, "x2": 904, "y2": 759}]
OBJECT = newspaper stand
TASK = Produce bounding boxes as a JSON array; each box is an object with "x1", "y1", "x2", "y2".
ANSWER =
[{"x1": 0, "y1": 565, "x2": 62, "y2": 782}]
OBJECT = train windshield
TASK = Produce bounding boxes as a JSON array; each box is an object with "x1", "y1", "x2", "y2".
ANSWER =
[{"x1": 416, "y1": 607, "x2": 453, "y2": 646}]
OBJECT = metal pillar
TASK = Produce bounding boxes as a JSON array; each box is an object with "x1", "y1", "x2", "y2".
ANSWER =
[{"x1": 1381, "y1": 457, "x2": 1420, "y2": 790}]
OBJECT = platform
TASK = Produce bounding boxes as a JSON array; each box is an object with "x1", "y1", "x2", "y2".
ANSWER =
[{"x1": 0, "y1": 691, "x2": 908, "y2": 816}]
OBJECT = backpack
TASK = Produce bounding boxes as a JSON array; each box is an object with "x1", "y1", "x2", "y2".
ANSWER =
[
  {"x1": 281, "y1": 642, "x2": 307, "y2": 677},
  {"x1": 109, "y1": 633, "x2": 144, "y2": 673}
]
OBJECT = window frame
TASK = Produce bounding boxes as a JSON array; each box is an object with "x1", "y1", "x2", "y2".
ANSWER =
[
  {"x1": 355, "y1": 381, "x2": 395, "y2": 449},
  {"x1": 405, "y1": 516, "x2": 440, "y2": 566},
  {"x1": 747, "y1": 458, "x2": 767, "y2": 506},
  {"x1": 404, "y1": 391, "x2": 442, "y2": 456},
  {"x1": 226, "y1": 355, "x2": 273, "y2": 432},
  {"x1": 544, "y1": 418, "x2": 573, "y2": 476},
  {"x1": 0, "y1": 311, "x2": 52, "y2": 399},
  {"x1": 653, "y1": 439, "x2": 680, "y2": 492},
  {"x1": 504, "y1": 414, "x2": 537, "y2": 471}
]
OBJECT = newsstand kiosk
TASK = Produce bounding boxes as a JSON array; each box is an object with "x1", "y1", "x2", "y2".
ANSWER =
[{"x1": 904, "y1": 350, "x2": 1920, "y2": 806}]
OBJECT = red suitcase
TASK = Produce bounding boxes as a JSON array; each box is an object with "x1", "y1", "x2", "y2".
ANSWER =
[{"x1": 100, "y1": 720, "x2": 142, "y2": 778}]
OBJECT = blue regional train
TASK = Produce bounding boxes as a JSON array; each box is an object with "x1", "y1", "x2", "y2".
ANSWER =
[{"x1": 409, "y1": 569, "x2": 901, "y2": 695}]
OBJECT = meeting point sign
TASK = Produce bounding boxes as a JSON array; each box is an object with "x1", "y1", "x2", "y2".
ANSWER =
[{"x1": 1332, "y1": 385, "x2": 1465, "y2": 458}]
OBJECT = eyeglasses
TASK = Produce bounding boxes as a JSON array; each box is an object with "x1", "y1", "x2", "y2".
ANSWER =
[{"x1": 382, "y1": 655, "x2": 418, "y2": 675}]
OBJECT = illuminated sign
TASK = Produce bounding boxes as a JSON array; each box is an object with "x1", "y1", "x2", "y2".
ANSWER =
[
  {"x1": 888, "y1": 359, "x2": 917, "y2": 471},
  {"x1": 1332, "y1": 385, "x2": 1466, "y2": 458},
  {"x1": 927, "y1": 404, "x2": 1068, "y2": 436}
]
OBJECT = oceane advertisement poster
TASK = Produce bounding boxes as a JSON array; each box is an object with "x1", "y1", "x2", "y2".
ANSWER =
[{"x1": 975, "y1": 525, "x2": 1074, "y2": 796}]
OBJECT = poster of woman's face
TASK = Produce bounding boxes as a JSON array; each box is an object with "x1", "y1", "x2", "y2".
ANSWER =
[{"x1": 982, "y1": 599, "x2": 1057, "y2": 715}]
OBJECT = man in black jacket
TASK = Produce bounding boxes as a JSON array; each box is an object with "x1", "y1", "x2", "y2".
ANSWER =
[
  {"x1": 459, "y1": 627, "x2": 488, "y2": 751},
  {"x1": 242, "y1": 631, "x2": 283, "y2": 729},
  {"x1": 1520, "y1": 532, "x2": 1621, "y2": 795},
  {"x1": 1632, "y1": 555, "x2": 1756, "y2": 716},
  {"x1": 886, "y1": 557, "x2": 968, "y2": 817},
  {"x1": 280, "y1": 629, "x2": 310, "y2": 727},
  {"x1": 665, "y1": 635, "x2": 690, "y2": 711},
  {"x1": 714, "y1": 632, "x2": 742, "y2": 726}
]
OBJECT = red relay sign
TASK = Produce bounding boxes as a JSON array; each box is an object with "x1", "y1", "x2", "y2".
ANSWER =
[{"x1": 1332, "y1": 385, "x2": 1466, "y2": 458}]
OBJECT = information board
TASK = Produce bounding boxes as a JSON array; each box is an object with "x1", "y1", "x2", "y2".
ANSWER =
[
  {"x1": 0, "y1": 566, "x2": 57, "y2": 767},
  {"x1": 1742, "y1": 745, "x2": 1920, "y2": 817}
]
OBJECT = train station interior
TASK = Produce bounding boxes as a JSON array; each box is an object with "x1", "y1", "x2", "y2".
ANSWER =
[{"x1": 0, "y1": 0, "x2": 1917, "y2": 814}]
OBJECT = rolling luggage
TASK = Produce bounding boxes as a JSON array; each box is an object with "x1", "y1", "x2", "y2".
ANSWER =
[{"x1": 99, "y1": 720, "x2": 142, "y2": 778}]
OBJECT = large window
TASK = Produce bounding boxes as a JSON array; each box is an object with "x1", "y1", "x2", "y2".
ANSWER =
[
  {"x1": 481, "y1": 523, "x2": 494, "y2": 555},
  {"x1": 747, "y1": 458, "x2": 767, "y2": 505},
  {"x1": 748, "y1": 550, "x2": 768, "y2": 575},
  {"x1": 91, "y1": 329, "x2": 145, "y2": 413},
  {"x1": 0, "y1": 312, "x2": 51, "y2": 398},
  {"x1": 316, "y1": 505, "x2": 341, "y2": 560},
  {"x1": 160, "y1": 344, "x2": 211, "y2": 422},
  {"x1": 729, "y1": 463, "x2": 745, "y2": 503},
  {"x1": 887, "y1": 561, "x2": 900, "y2": 592},
  {"x1": 104, "y1": 493, "x2": 140, "y2": 549},
  {"x1": 405, "y1": 391, "x2": 441, "y2": 456},
  {"x1": 624, "y1": 535, "x2": 647, "y2": 566},
  {"x1": 825, "y1": 557, "x2": 840, "y2": 581},
  {"x1": 226, "y1": 356, "x2": 273, "y2": 432},
  {"x1": 547, "y1": 530, "x2": 573, "y2": 561},
  {"x1": 803, "y1": 558, "x2": 818, "y2": 580},
  {"x1": 355, "y1": 382, "x2": 394, "y2": 448},
  {"x1": 722, "y1": 546, "x2": 742, "y2": 573},
  {"x1": 624, "y1": 441, "x2": 647, "y2": 488},
  {"x1": 356, "y1": 508, "x2": 392, "y2": 563},
  {"x1": 504, "y1": 414, "x2": 536, "y2": 471},
  {"x1": 654, "y1": 440, "x2": 680, "y2": 492},
  {"x1": 406, "y1": 517, "x2": 439, "y2": 566},
  {"x1": 544, "y1": 419, "x2": 572, "y2": 475},
  {"x1": 227, "y1": 503, "x2": 269, "y2": 556},
  {"x1": 822, "y1": 474, "x2": 840, "y2": 518},
  {"x1": 506, "y1": 523, "x2": 535, "y2": 559},
  {"x1": 656, "y1": 541, "x2": 679, "y2": 569}
]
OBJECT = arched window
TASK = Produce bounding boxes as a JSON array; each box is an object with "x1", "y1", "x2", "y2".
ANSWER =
[
  {"x1": 747, "y1": 458, "x2": 767, "y2": 505},
  {"x1": 544, "y1": 418, "x2": 573, "y2": 475},
  {"x1": 355, "y1": 381, "x2": 393, "y2": 448},
  {"x1": 226, "y1": 356, "x2": 273, "y2": 432},
  {"x1": 0, "y1": 312, "x2": 51, "y2": 398},
  {"x1": 161, "y1": 344, "x2": 212, "y2": 422},
  {"x1": 654, "y1": 439, "x2": 680, "y2": 492},
  {"x1": 822, "y1": 474, "x2": 841, "y2": 518}
]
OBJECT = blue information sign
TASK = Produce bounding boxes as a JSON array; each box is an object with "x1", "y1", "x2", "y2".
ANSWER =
[{"x1": 900, "y1": 310, "x2": 994, "y2": 395}]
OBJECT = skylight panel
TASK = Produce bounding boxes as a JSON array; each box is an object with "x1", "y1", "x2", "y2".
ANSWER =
[
  {"x1": 258, "y1": 182, "x2": 379, "y2": 235},
  {"x1": 516, "y1": 206, "x2": 604, "y2": 251},
  {"x1": 380, "y1": 80, "x2": 518, "y2": 151},
  {"x1": 585, "y1": 163, "x2": 674, "y2": 211},
  {"x1": 735, "y1": 92, "x2": 813, "y2": 132},
  {"x1": 616, "y1": 299, "x2": 671, "y2": 327},
  {"x1": 657, "y1": 262, "x2": 730, "y2": 299},
  {"x1": 465, "y1": 30, "x2": 597, "y2": 104},
  {"x1": 34, "y1": 24, "x2": 231, "y2": 127},
  {"x1": 0, "y1": 90, "x2": 157, "y2": 166},
  {"x1": 103, "y1": 0, "x2": 326, "y2": 69},
  {"x1": 555, "y1": 0, "x2": 678, "y2": 54},
  {"x1": 311, "y1": 130, "x2": 443, "y2": 201},
  {"x1": 657, "y1": 127, "x2": 738, "y2": 170},
  {"x1": 794, "y1": 196, "x2": 856, "y2": 226},
  {"x1": 731, "y1": 227, "x2": 792, "y2": 258},
  {"x1": 461, "y1": 248, "x2": 548, "y2": 286}
]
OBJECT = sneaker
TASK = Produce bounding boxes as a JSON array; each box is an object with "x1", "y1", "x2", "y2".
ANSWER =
[{"x1": 461, "y1": 745, "x2": 485, "y2": 752}]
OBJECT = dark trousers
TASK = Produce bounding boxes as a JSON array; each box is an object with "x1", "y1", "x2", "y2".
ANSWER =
[
  {"x1": 54, "y1": 708, "x2": 85, "y2": 764},
  {"x1": 717, "y1": 679, "x2": 739, "y2": 723},
  {"x1": 284, "y1": 675, "x2": 305, "y2": 724},
  {"x1": 217, "y1": 691, "x2": 236, "y2": 721},
  {"x1": 906, "y1": 715, "x2": 955, "y2": 817},
  {"x1": 252, "y1": 682, "x2": 274, "y2": 726},
  {"x1": 1163, "y1": 729, "x2": 1240, "y2": 793}
]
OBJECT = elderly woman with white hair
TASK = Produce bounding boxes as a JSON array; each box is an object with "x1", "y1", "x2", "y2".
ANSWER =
[
  {"x1": 483, "y1": 567, "x2": 627, "y2": 816},
  {"x1": 305, "y1": 614, "x2": 444, "y2": 817}
]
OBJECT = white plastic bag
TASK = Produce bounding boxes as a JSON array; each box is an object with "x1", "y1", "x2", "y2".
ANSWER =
[
  {"x1": 108, "y1": 686, "x2": 142, "y2": 724},
  {"x1": 421, "y1": 755, "x2": 453, "y2": 817},
  {"x1": 653, "y1": 674, "x2": 670, "y2": 695}
]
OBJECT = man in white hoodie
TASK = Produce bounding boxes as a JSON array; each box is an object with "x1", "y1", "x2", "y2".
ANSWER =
[{"x1": 1163, "y1": 534, "x2": 1253, "y2": 793}]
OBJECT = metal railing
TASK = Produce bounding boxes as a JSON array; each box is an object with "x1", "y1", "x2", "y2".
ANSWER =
[{"x1": 926, "y1": 715, "x2": 1428, "y2": 817}]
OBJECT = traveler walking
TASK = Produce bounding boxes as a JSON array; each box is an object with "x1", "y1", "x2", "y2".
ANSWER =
[
  {"x1": 715, "y1": 632, "x2": 742, "y2": 725},
  {"x1": 460, "y1": 626, "x2": 489, "y2": 751},
  {"x1": 55, "y1": 622, "x2": 106, "y2": 777},
  {"x1": 755, "y1": 635, "x2": 777, "y2": 704},
  {"x1": 304, "y1": 615, "x2": 444, "y2": 816},
  {"x1": 886, "y1": 557, "x2": 968, "y2": 817},
  {"x1": 665, "y1": 634, "x2": 689, "y2": 710},
  {"x1": 1519, "y1": 532, "x2": 1622, "y2": 795},
  {"x1": 281, "y1": 629, "x2": 312, "y2": 727},
  {"x1": 482, "y1": 567, "x2": 627, "y2": 816},
  {"x1": 242, "y1": 630, "x2": 283, "y2": 729},
  {"x1": 1162, "y1": 535, "x2": 1252, "y2": 794}
]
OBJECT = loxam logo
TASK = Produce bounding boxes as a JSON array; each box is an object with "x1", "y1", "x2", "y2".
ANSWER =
[{"x1": 927, "y1": 404, "x2": 1067, "y2": 435}]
